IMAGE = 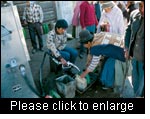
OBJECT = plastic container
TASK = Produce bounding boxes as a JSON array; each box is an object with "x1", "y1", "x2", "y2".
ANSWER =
[
  {"x1": 75, "y1": 74, "x2": 87, "y2": 91},
  {"x1": 49, "y1": 90, "x2": 61, "y2": 98},
  {"x1": 85, "y1": 74, "x2": 90, "y2": 85},
  {"x1": 78, "y1": 72, "x2": 90, "y2": 85},
  {"x1": 55, "y1": 75, "x2": 76, "y2": 98},
  {"x1": 22, "y1": 28, "x2": 26, "y2": 39},
  {"x1": 43, "y1": 23, "x2": 49, "y2": 34}
]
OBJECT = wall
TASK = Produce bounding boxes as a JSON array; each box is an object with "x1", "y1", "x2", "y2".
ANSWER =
[{"x1": 13, "y1": 1, "x2": 57, "y2": 24}]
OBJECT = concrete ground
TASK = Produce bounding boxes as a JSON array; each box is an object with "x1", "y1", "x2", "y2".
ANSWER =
[{"x1": 25, "y1": 32, "x2": 135, "y2": 98}]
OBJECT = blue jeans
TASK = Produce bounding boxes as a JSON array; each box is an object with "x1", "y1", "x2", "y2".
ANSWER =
[
  {"x1": 100, "y1": 58, "x2": 115, "y2": 88},
  {"x1": 59, "y1": 46, "x2": 78, "y2": 63},
  {"x1": 132, "y1": 58, "x2": 144, "y2": 97},
  {"x1": 86, "y1": 25, "x2": 96, "y2": 33}
]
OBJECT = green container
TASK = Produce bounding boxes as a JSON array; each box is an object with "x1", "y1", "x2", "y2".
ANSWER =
[
  {"x1": 85, "y1": 74, "x2": 90, "y2": 85},
  {"x1": 23, "y1": 28, "x2": 26, "y2": 39},
  {"x1": 43, "y1": 23, "x2": 49, "y2": 34},
  {"x1": 49, "y1": 90, "x2": 61, "y2": 98}
]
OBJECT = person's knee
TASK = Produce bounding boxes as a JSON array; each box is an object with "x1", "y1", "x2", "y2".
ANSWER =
[
  {"x1": 73, "y1": 49, "x2": 78, "y2": 57},
  {"x1": 65, "y1": 53, "x2": 71, "y2": 61}
]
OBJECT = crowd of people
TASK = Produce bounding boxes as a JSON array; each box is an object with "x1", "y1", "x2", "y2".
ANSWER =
[{"x1": 23, "y1": 1, "x2": 144, "y2": 98}]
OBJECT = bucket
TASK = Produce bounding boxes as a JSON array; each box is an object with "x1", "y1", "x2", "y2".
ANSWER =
[
  {"x1": 56, "y1": 75, "x2": 76, "y2": 98},
  {"x1": 43, "y1": 23, "x2": 49, "y2": 34},
  {"x1": 75, "y1": 74, "x2": 87, "y2": 91},
  {"x1": 78, "y1": 73, "x2": 90, "y2": 85},
  {"x1": 49, "y1": 90, "x2": 61, "y2": 98},
  {"x1": 22, "y1": 28, "x2": 26, "y2": 39},
  {"x1": 85, "y1": 74, "x2": 90, "y2": 85}
]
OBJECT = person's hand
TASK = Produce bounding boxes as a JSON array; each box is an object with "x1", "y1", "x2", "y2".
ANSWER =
[
  {"x1": 23, "y1": 20, "x2": 27, "y2": 25},
  {"x1": 124, "y1": 49, "x2": 131, "y2": 60},
  {"x1": 80, "y1": 69, "x2": 90, "y2": 79},
  {"x1": 80, "y1": 72, "x2": 86, "y2": 79},
  {"x1": 100, "y1": 24, "x2": 106, "y2": 31},
  {"x1": 82, "y1": 27, "x2": 86, "y2": 30},
  {"x1": 60, "y1": 58, "x2": 67, "y2": 66}
]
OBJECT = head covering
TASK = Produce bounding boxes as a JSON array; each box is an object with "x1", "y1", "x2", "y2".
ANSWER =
[
  {"x1": 79, "y1": 30, "x2": 94, "y2": 43},
  {"x1": 55, "y1": 19, "x2": 68, "y2": 29},
  {"x1": 101, "y1": 1, "x2": 115, "y2": 9}
]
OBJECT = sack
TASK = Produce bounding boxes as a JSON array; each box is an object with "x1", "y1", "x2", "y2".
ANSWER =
[
  {"x1": 86, "y1": 32, "x2": 124, "y2": 65},
  {"x1": 75, "y1": 74, "x2": 87, "y2": 91},
  {"x1": 92, "y1": 32, "x2": 124, "y2": 47}
]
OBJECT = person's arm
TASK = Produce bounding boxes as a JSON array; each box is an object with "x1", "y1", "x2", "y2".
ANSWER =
[
  {"x1": 95, "y1": 13, "x2": 98, "y2": 27},
  {"x1": 39, "y1": 5, "x2": 44, "y2": 23},
  {"x1": 80, "y1": 3, "x2": 86, "y2": 29},
  {"x1": 96, "y1": 12, "x2": 106, "y2": 33},
  {"x1": 117, "y1": 11, "x2": 125, "y2": 35},
  {"x1": 47, "y1": 31, "x2": 61, "y2": 58},
  {"x1": 80, "y1": 55, "x2": 100, "y2": 78},
  {"x1": 124, "y1": 10, "x2": 135, "y2": 59},
  {"x1": 80, "y1": 69, "x2": 91, "y2": 79},
  {"x1": 22, "y1": 8, "x2": 27, "y2": 24},
  {"x1": 124, "y1": 10, "x2": 136, "y2": 50}
]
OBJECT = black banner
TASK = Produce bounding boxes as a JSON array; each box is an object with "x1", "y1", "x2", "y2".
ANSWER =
[{"x1": 0, "y1": 98, "x2": 145, "y2": 114}]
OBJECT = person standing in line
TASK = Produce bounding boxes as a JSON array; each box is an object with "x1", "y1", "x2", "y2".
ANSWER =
[
  {"x1": 124, "y1": 1, "x2": 144, "y2": 97},
  {"x1": 96, "y1": 1, "x2": 125, "y2": 91},
  {"x1": 114, "y1": 1, "x2": 129, "y2": 27},
  {"x1": 79, "y1": 1, "x2": 98, "y2": 58},
  {"x1": 72, "y1": 1, "x2": 83, "y2": 39},
  {"x1": 23, "y1": 1, "x2": 44, "y2": 54},
  {"x1": 94, "y1": 1, "x2": 102, "y2": 32},
  {"x1": 126, "y1": 1, "x2": 137, "y2": 22},
  {"x1": 94, "y1": 1, "x2": 102, "y2": 22}
]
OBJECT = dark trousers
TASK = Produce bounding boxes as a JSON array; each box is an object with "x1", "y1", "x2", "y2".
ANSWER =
[
  {"x1": 132, "y1": 58, "x2": 144, "y2": 97},
  {"x1": 59, "y1": 46, "x2": 78, "y2": 64},
  {"x1": 28, "y1": 22, "x2": 43, "y2": 49}
]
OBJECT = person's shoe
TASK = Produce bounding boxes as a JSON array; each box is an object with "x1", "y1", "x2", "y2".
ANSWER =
[
  {"x1": 102, "y1": 86, "x2": 113, "y2": 91},
  {"x1": 39, "y1": 48, "x2": 44, "y2": 52},
  {"x1": 79, "y1": 53, "x2": 84, "y2": 59},
  {"x1": 32, "y1": 49, "x2": 37, "y2": 54}
]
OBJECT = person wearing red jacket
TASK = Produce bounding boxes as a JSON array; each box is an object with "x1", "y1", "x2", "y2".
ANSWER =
[{"x1": 79, "y1": 1, "x2": 98, "y2": 58}]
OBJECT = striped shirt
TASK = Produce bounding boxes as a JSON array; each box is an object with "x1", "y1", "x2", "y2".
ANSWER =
[
  {"x1": 88, "y1": 5, "x2": 125, "y2": 71},
  {"x1": 87, "y1": 55, "x2": 101, "y2": 71},
  {"x1": 46, "y1": 29, "x2": 68, "y2": 58},
  {"x1": 23, "y1": 3, "x2": 43, "y2": 23}
]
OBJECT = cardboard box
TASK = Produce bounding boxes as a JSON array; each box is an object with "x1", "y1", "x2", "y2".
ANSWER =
[{"x1": 92, "y1": 32, "x2": 124, "y2": 47}]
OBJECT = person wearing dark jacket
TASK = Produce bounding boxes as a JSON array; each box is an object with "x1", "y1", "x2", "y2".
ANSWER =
[
  {"x1": 79, "y1": 30, "x2": 126, "y2": 92},
  {"x1": 124, "y1": 1, "x2": 144, "y2": 97},
  {"x1": 126, "y1": 1, "x2": 137, "y2": 22}
]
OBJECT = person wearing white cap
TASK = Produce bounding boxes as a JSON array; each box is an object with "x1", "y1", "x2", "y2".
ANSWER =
[
  {"x1": 96, "y1": 1, "x2": 125, "y2": 91},
  {"x1": 97, "y1": 1, "x2": 124, "y2": 34}
]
